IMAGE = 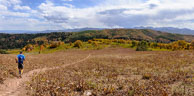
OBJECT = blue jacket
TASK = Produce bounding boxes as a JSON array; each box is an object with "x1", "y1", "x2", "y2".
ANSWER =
[{"x1": 17, "y1": 54, "x2": 25, "y2": 64}]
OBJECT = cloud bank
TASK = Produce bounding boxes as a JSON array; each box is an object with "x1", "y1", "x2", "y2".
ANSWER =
[{"x1": 1, "y1": 0, "x2": 194, "y2": 30}]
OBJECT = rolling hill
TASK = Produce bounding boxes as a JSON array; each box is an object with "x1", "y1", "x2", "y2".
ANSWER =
[
  {"x1": 0, "y1": 29, "x2": 194, "y2": 49},
  {"x1": 135, "y1": 27, "x2": 194, "y2": 35},
  {"x1": 67, "y1": 29, "x2": 194, "y2": 42}
]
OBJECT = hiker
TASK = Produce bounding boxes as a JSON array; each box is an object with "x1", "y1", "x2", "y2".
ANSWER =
[{"x1": 15, "y1": 51, "x2": 25, "y2": 78}]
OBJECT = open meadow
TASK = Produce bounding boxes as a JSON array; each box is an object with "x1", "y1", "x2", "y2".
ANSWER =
[
  {"x1": 0, "y1": 41, "x2": 194, "y2": 96},
  {"x1": 2, "y1": 48, "x2": 191, "y2": 96},
  {"x1": 1, "y1": 0, "x2": 194, "y2": 96},
  {"x1": 0, "y1": 50, "x2": 91, "y2": 85}
]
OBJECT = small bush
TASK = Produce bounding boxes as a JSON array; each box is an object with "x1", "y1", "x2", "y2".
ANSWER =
[
  {"x1": 0, "y1": 50, "x2": 8, "y2": 54},
  {"x1": 40, "y1": 45, "x2": 44, "y2": 51},
  {"x1": 70, "y1": 42, "x2": 73, "y2": 46},
  {"x1": 118, "y1": 39, "x2": 126, "y2": 44},
  {"x1": 142, "y1": 73, "x2": 151, "y2": 80},
  {"x1": 92, "y1": 41, "x2": 98, "y2": 47},
  {"x1": 74, "y1": 40, "x2": 83, "y2": 48},
  {"x1": 88, "y1": 40, "x2": 93, "y2": 44},
  {"x1": 136, "y1": 41, "x2": 148, "y2": 51},
  {"x1": 50, "y1": 43, "x2": 59, "y2": 49},
  {"x1": 23, "y1": 44, "x2": 34, "y2": 51},
  {"x1": 58, "y1": 41, "x2": 65, "y2": 45},
  {"x1": 131, "y1": 40, "x2": 138, "y2": 47}
]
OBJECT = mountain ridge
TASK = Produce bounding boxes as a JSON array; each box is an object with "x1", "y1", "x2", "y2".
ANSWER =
[
  {"x1": 134, "y1": 27, "x2": 194, "y2": 35},
  {"x1": 1, "y1": 27, "x2": 194, "y2": 35}
]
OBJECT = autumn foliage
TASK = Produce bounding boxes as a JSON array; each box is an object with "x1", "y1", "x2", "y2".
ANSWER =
[{"x1": 74, "y1": 40, "x2": 83, "y2": 48}]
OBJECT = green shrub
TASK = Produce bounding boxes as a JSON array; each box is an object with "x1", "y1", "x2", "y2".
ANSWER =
[
  {"x1": 136, "y1": 41, "x2": 148, "y2": 51},
  {"x1": 74, "y1": 40, "x2": 83, "y2": 48},
  {"x1": 0, "y1": 50, "x2": 8, "y2": 54},
  {"x1": 131, "y1": 40, "x2": 138, "y2": 47}
]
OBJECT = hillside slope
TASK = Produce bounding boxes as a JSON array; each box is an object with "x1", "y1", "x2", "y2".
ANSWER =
[
  {"x1": 67, "y1": 29, "x2": 194, "y2": 42},
  {"x1": 0, "y1": 29, "x2": 194, "y2": 49},
  {"x1": 135, "y1": 27, "x2": 194, "y2": 35}
]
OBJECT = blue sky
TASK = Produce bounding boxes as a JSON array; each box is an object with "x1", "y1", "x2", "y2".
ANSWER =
[{"x1": 0, "y1": 0, "x2": 194, "y2": 31}]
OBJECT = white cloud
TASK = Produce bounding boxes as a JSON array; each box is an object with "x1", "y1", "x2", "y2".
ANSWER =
[
  {"x1": 0, "y1": 11, "x2": 30, "y2": 17},
  {"x1": 34, "y1": 0, "x2": 194, "y2": 29},
  {"x1": 0, "y1": 0, "x2": 21, "y2": 6},
  {"x1": 97, "y1": 0, "x2": 194, "y2": 28},
  {"x1": 0, "y1": 17, "x2": 62, "y2": 31},
  {"x1": 1, "y1": 0, "x2": 194, "y2": 30},
  {"x1": 14, "y1": 5, "x2": 31, "y2": 10},
  {"x1": 0, "y1": 0, "x2": 32, "y2": 17},
  {"x1": 0, "y1": 5, "x2": 7, "y2": 10}
]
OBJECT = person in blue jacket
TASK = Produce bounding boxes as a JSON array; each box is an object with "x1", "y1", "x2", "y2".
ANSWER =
[{"x1": 16, "y1": 51, "x2": 25, "y2": 78}]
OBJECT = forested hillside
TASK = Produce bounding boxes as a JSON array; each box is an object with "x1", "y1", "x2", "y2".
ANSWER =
[
  {"x1": 67, "y1": 29, "x2": 194, "y2": 42},
  {"x1": 0, "y1": 29, "x2": 194, "y2": 49},
  {"x1": 0, "y1": 32, "x2": 72, "y2": 49}
]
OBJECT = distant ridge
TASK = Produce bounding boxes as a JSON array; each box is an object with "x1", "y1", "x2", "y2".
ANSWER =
[
  {"x1": 0, "y1": 27, "x2": 194, "y2": 35},
  {"x1": 67, "y1": 29, "x2": 194, "y2": 43},
  {"x1": 0, "y1": 28, "x2": 105, "y2": 34},
  {"x1": 134, "y1": 27, "x2": 194, "y2": 35}
]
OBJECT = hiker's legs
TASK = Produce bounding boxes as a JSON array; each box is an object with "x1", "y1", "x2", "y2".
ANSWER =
[
  {"x1": 21, "y1": 69, "x2": 23, "y2": 74},
  {"x1": 18, "y1": 63, "x2": 24, "y2": 77},
  {"x1": 19, "y1": 69, "x2": 21, "y2": 75},
  {"x1": 19, "y1": 69, "x2": 23, "y2": 75}
]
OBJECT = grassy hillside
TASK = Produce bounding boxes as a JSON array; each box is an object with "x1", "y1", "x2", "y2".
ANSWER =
[
  {"x1": 67, "y1": 29, "x2": 194, "y2": 43},
  {"x1": 0, "y1": 29, "x2": 194, "y2": 49}
]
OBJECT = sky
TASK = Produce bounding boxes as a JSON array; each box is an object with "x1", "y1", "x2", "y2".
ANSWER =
[{"x1": 0, "y1": 0, "x2": 194, "y2": 31}]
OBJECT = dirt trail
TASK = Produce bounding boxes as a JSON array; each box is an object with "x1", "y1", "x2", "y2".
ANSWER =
[{"x1": 0, "y1": 54, "x2": 91, "y2": 96}]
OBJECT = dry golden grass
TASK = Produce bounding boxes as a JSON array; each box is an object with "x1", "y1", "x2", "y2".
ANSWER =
[
  {"x1": 25, "y1": 48, "x2": 194, "y2": 96},
  {"x1": 0, "y1": 49, "x2": 91, "y2": 84}
]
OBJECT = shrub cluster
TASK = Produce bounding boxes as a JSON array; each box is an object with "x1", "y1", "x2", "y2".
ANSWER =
[
  {"x1": 74, "y1": 40, "x2": 83, "y2": 48},
  {"x1": 0, "y1": 50, "x2": 8, "y2": 54},
  {"x1": 136, "y1": 41, "x2": 149, "y2": 51}
]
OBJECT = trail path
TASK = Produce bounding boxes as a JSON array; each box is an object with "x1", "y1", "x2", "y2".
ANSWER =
[{"x1": 0, "y1": 54, "x2": 91, "y2": 96}]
